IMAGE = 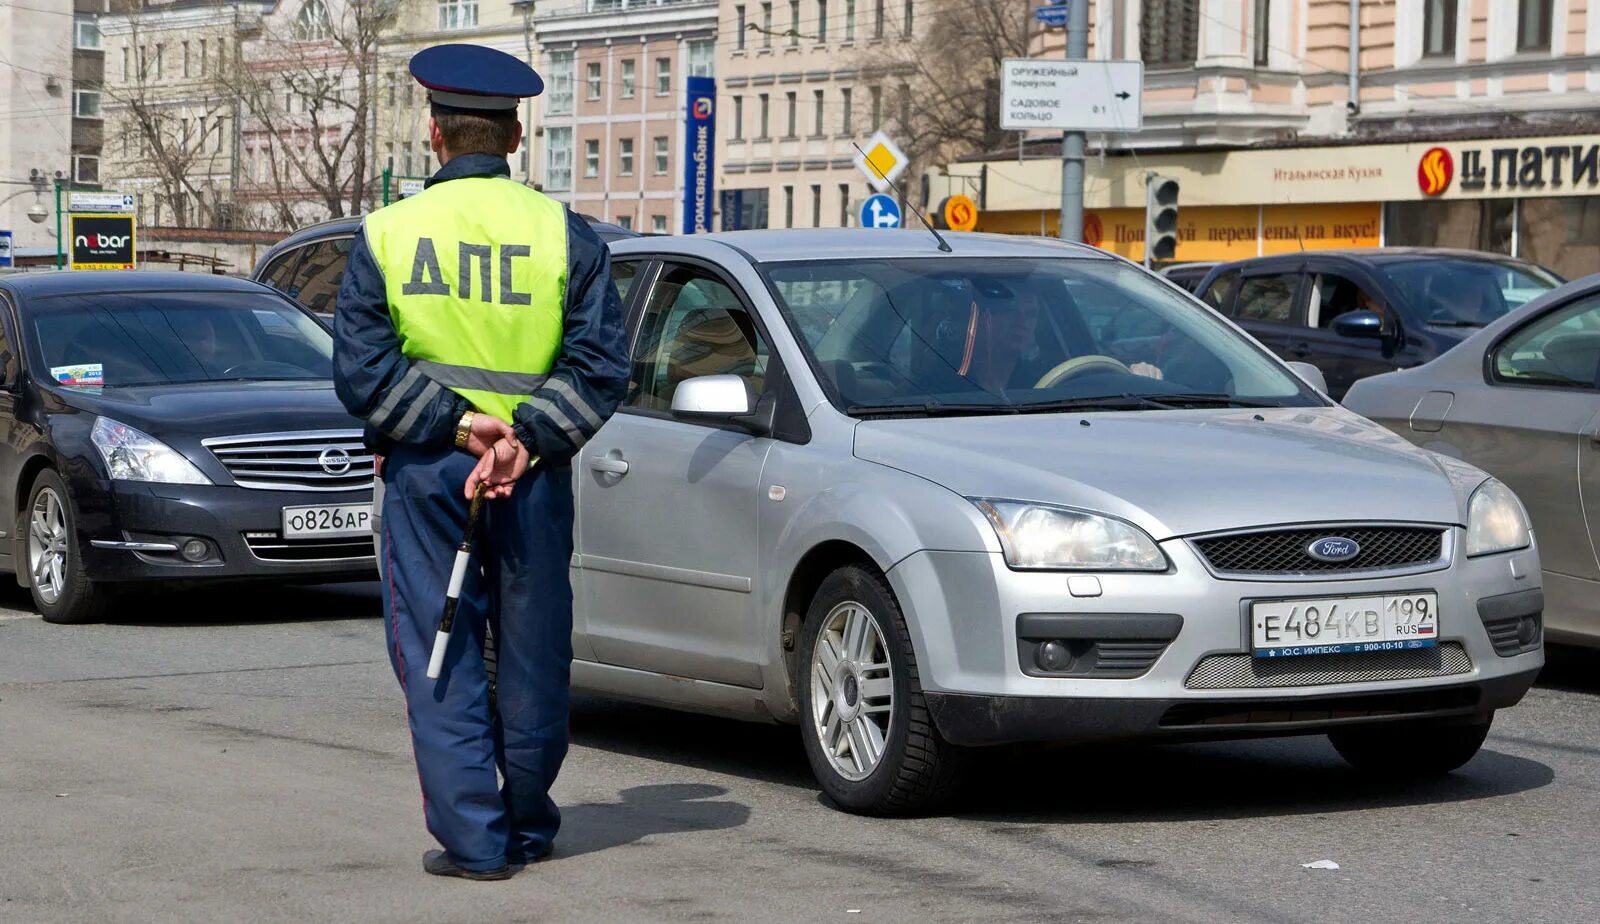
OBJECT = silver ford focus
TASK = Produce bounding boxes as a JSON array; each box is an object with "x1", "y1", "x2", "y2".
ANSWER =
[{"x1": 565, "y1": 230, "x2": 1544, "y2": 816}]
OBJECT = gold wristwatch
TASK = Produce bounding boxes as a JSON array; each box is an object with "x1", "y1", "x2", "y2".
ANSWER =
[{"x1": 454, "y1": 410, "x2": 476, "y2": 449}]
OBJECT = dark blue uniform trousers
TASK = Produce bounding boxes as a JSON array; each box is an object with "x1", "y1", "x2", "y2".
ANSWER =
[{"x1": 381, "y1": 443, "x2": 574, "y2": 871}]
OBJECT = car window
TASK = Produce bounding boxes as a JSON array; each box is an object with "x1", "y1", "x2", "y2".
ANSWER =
[
  {"x1": 1234, "y1": 273, "x2": 1299, "y2": 323},
  {"x1": 1386, "y1": 258, "x2": 1560, "y2": 327},
  {"x1": 1309, "y1": 272, "x2": 1384, "y2": 328},
  {"x1": 283, "y1": 239, "x2": 351, "y2": 314},
  {"x1": 611, "y1": 260, "x2": 640, "y2": 306},
  {"x1": 627, "y1": 265, "x2": 769, "y2": 414},
  {"x1": 257, "y1": 250, "x2": 302, "y2": 293},
  {"x1": 1492, "y1": 293, "x2": 1600, "y2": 390},
  {"x1": 1200, "y1": 270, "x2": 1237, "y2": 309}
]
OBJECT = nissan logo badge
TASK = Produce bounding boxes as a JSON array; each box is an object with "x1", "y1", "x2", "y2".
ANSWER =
[
  {"x1": 1306, "y1": 536, "x2": 1360, "y2": 563},
  {"x1": 318, "y1": 447, "x2": 353, "y2": 477}
]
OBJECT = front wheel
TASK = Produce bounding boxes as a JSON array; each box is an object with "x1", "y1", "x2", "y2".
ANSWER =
[
  {"x1": 1329, "y1": 715, "x2": 1493, "y2": 778},
  {"x1": 797, "y1": 565, "x2": 969, "y2": 815},
  {"x1": 24, "y1": 470, "x2": 111, "y2": 625}
]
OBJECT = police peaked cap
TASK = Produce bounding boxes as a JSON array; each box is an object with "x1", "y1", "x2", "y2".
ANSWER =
[{"x1": 409, "y1": 44, "x2": 543, "y2": 112}]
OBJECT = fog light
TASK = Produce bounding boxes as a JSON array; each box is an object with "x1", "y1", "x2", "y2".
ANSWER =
[
  {"x1": 180, "y1": 539, "x2": 210, "y2": 562},
  {"x1": 1035, "y1": 640, "x2": 1072, "y2": 673},
  {"x1": 1517, "y1": 616, "x2": 1540, "y2": 647}
]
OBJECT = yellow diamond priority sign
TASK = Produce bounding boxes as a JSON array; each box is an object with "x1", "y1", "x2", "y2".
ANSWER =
[{"x1": 854, "y1": 130, "x2": 908, "y2": 193}]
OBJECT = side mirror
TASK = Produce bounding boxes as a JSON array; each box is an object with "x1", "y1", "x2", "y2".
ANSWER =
[
  {"x1": 1285, "y1": 361, "x2": 1328, "y2": 395},
  {"x1": 1331, "y1": 309, "x2": 1385, "y2": 340},
  {"x1": 671, "y1": 374, "x2": 757, "y2": 420}
]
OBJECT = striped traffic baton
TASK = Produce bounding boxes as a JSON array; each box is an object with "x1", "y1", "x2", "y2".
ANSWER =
[{"x1": 426, "y1": 481, "x2": 489, "y2": 681}]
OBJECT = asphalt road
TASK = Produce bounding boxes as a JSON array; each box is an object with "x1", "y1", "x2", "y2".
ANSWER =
[{"x1": 3, "y1": 582, "x2": 1599, "y2": 924}]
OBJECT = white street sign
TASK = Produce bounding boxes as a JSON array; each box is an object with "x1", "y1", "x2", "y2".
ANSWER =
[
  {"x1": 398, "y1": 178, "x2": 426, "y2": 199},
  {"x1": 853, "y1": 130, "x2": 908, "y2": 193},
  {"x1": 1000, "y1": 59, "x2": 1143, "y2": 132},
  {"x1": 68, "y1": 191, "x2": 136, "y2": 213}
]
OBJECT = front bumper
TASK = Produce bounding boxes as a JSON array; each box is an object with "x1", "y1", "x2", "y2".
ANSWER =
[
  {"x1": 72, "y1": 478, "x2": 377, "y2": 583},
  {"x1": 887, "y1": 529, "x2": 1544, "y2": 746}
]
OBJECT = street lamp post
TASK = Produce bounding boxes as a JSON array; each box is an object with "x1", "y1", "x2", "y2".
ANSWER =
[{"x1": 512, "y1": 0, "x2": 536, "y2": 186}]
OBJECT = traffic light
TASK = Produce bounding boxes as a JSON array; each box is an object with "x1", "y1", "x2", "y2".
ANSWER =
[{"x1": 1145, "y1": 175, "x2": 1180, "y2": 265}]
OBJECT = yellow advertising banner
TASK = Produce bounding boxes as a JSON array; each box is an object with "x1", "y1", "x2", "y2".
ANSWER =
[{"x1": 974, "y1": 202, "x2": 1383, "y2": 262}]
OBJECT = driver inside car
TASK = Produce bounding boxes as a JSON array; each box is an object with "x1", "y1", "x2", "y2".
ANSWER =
[{"x1": 959, "y1": 289, "x2": 1165, "y2": 393}]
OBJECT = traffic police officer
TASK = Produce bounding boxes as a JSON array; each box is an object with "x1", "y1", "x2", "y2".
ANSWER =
[{"x1": 332, "y1": 44, "x2": 628, "y2": 880}]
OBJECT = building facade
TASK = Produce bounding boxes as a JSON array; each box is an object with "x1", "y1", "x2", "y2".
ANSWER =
[
  {"x1": 943, "y1": 0, "x2": 1600, "y2": 280},
  {"x1": 533, "y1": 0, "x2": 717, "y2": 233}
]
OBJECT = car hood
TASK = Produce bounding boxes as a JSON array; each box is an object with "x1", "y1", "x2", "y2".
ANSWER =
[
  {"x1": 52, "y1": 380, "x2": 359, "y2": 439},
  {"x1": 853, "y1": 407, "x2": 1468, "y2": 540}
]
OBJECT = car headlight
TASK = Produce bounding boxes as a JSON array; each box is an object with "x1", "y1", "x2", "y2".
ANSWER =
[
  {"x1": 1465, "y1": 479, "x2": 1530, "y2": 557},
  {"x1": 91, "y1": 417, "x2": 211, "y2": 485},
  {"x1": 971, "y1": 498, "x2": 1167, "y2": 571}
]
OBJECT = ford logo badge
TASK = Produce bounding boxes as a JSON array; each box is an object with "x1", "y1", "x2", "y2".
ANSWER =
[{"x1": 1307, "y1": 537, "x2": 1360, "y2": 563}]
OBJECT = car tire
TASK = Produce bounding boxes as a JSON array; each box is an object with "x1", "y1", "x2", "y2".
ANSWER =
[
  {"x1": 23, "y1": 469, "x2": 111, "y2": 625},
  {"x1": 1329, "y1": 715, "x2": 1493, "y2": 778},
  {"x1": 797, "y1": 565, "x2": 970, "y2": 816}
]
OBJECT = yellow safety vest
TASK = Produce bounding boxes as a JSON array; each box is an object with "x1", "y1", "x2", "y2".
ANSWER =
[{"x1": 363, "y1": 176, "x2": 568, "y2": 423}]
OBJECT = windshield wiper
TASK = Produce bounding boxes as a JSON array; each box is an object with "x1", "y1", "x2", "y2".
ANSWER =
[
  {"x1": 1426, "y1": 319, "x2": 1486, "y2": 328},
  {"x1": 1009, "y1": 393, "x2": 1284, "y2": 413},
  {"x1": 848, "y1": 402, "x2": 1022, "y2": 418}
]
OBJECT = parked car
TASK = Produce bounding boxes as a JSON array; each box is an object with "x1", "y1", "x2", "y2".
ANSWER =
[
  {"x1": 0, "y1": 272, "x2": 377, "y2": 624},
  {"x1": 1193, "y1": 249, "x2": 1563, "y2": 398},
  {"x1": 1158, "y1": 261, "x2": 1219, "y2": 293},
  {"x1": 253, "y1": 213, "x2": 639, "y2": 319},
  {"x1": 1345, "y1": 274, "x2": 1600, "y2": 648},
  {"x1": 549, "y1": 229, "x2": 1541, "y2": 815}
]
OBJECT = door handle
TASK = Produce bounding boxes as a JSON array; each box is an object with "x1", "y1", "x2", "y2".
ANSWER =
[{"x1": 589, "y1": 455, "x2": 629, "y2": 476}]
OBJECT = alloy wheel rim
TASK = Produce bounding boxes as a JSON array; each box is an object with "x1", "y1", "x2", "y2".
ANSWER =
[
  {"x1": 810, "y1": 600, "x2": 894, "y2": 782},
  {"x1": 27, "y1": 487, "x2": 67, "y2": 606}
]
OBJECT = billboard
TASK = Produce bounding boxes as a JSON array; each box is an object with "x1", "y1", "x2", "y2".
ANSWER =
[
  {"x1": 682, "y1": 75, "x2": 717, "y2": 234},
  {"x1": 70, "y1": 213, "x2": 136, "y2": 270}
]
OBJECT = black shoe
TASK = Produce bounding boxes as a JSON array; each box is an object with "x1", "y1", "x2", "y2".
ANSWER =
[{"x1": 422, "y1": 850, "x2": 513, "y2": 881}]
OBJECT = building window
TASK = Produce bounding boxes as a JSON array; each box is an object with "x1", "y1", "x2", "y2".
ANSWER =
[
  {"x1": 200, "y1": 38, "x2": 207, "y2": 75},
  {"x1": 758, "y1": 93, "x2": 770, "y2": 139},
  {"x1": 654, "y1": 136, "x2": 669, "y2": 174},
  {"x1": 873, "y1": 0, "x2": 885, "y2": 40},
  {"x1": 585, "y1": 139, "x2": 600, "y2": 177},
  {"x1": 656, "y1": 57, "x2": 671, "y2": 95},
  {"x1": 548, "y1": 50, "x2": 574, "y2": 114},
  {"x1": 845, "y1": 0, "x2": 856, "y2": 41},
  {"x1": 617, "y1": 215, "x2": 633, "y2": 231},
  {"x1": 902, "y1": 0, "x2": 912, "y2": 38},
  {"x1": 841, "y1": 87, "x2": 852, "y2": 133},
  {"x1": 619, "y1": 137, "x2": 634, "y2": 176},
  {"x1": 1140, "y1": 0, "x2": 1200, "y2": 67},
  {"x1": 688, "y1": 40, "x2": 715, "y2": 77},
  {"x1": 839, "y1": 183, "x2": 850, "y2": 226},
  {"x1": 545, "y1": 126, "x2": 573, "y2": 191},
  {"x1": 621, "y1": 59, "x2": 636, "y2": 99},
  {"x1": 73, "y1": 90, "x2": 102, "y2": 119},
  {"x1": 869, "y1": 85, "x2": 881, "y2": 128},
  {"x1": 120, "y1": 45, "x2": 128, "y2": 80},
  {"x1": 813, "y1": 89, "x2": 825, "y2": 135},
  {"x1": 402, "y1": 142, "x2": 414, "y2": 176},
  {"x1": 74, "y1": 155, "x2": 100, "y2": 184},
  {"x1": 586, "y1": 62, "x2": 602, "y2": 100},
  {"x1": 74, "y1": 15, "x2": 102, "y2": 50},
  {"x1": 1517, "y1": 0, "x2": 1553, "y2": 52},
  {"x1": 762, "y1": 3, "x2": 774, "y2": 48},
  {"x1": 652, "y1": 214, "x2": 668, "y2": 234},
  {"x1": 154, "y1": 43, "x2": 164, "y2": 79},
  {"x1": 295, "y1": 0, "x2": 330, "y2": 41},
  {"x1": 736, "y1": 5, "x2": 747, "y2": 50},
  {"x1": 898, "y1": 83, "x2": 909, "y2": 129},
  {"x1": 785, "y1": 91, "x2": 797, "y2": 137},
  {"x1": 215, "y1": 116, "x2": 227, "y2": 153},
  {"x1": 818, "y1": 0, "x2": 828, "y2": 40},
  {"x1": 1252, "y1": 0, "x2": 1269, "y2": 66},
  {"x1": 438, "y1": 0, "x2": 478, "y2": 31},
  {"x1": 810, "y1": 184, "x2": 822, "y2": 227},
  {"x1": 783, "y1": 186, "x2": 795, "y2": 228},
  {"x1": 789, "y1": 1, "x2": 801, "y2": 46},
  {"x1": 733, "y1": 96, "x2": 744, "y2": 138},
  {"x1": 183, "y1": 41, "x2": 191, "y2": 77},
  {"x1": 1422, "y1": 0, "x2": 1456, "y2": 57}
]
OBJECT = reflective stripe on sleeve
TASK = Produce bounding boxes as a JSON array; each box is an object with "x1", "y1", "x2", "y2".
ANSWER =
[
  {"x1": 367, "y1": 365, "x2": 425, "y2": 431},
  {"x1": 385, "y1": 379, "x2": 444, "y2": 441}
]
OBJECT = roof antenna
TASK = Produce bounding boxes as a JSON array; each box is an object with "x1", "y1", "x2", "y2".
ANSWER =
[{"x1": 852, "y1": 142, "x2": 952, "y2": 253}]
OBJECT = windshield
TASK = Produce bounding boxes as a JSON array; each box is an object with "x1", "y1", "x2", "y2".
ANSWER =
[
  {"x1": 762, "y1": 257, "x2": 1320, "y2": 416},
  {"x1": 1386, "y1": 258, "x2": 1561, "y2": 327},
  {"x1": 26, "y1": 290, "x2": 333, "y2": 388}
]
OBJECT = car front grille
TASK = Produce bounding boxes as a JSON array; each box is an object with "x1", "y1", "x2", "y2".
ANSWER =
[
  {"x1": 204, "y1": 430, "x2": 374, "y2": 492},
  {"x1": 243, "y1": 532, "x2": 375, "y2": 563},
  {"x1": 1191, "y1": 525, "x2": 1445, "y2": 576},
  {"x1": 1185, "y1": 642, "x2": 1472, "y2": 690}
]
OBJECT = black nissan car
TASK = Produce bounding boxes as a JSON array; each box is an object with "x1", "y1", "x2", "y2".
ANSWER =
[{"x1": 0, "y1": 272, "x2": 376, "y2": 624}]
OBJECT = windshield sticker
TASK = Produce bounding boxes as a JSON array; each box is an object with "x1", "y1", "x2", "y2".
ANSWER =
[{"x1": 51, "y1": 363, "x2": 104, "y2": 387}]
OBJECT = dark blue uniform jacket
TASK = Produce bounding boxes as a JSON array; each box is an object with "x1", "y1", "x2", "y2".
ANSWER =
[{"x1": 332, "y1": 154, "x2": 629, "y2": 466}]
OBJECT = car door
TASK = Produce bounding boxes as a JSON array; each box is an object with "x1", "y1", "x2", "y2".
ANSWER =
[
  {"x1": 575, "y1": 259, "x2": 774, "y2": 688},
  {"x1": 0, "y1": 294, "x2": 22, "y2": 573},
  {"x1": 1226, "y1": 264, "x2": 1306, "y2": 359},
  {"x1": 1294, "y1": 263, "x2": 1406, "y2": 397}
]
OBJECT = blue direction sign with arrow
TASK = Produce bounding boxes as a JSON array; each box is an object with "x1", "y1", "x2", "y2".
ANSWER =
[
  {"x1": 860, "y1": 194, "x2": 902, "y2": 229},
  {"x1": 1036, "y1": 2, "x2": 1070, "y2": 27}
]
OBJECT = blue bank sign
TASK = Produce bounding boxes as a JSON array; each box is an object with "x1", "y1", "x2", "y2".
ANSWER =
[{"x1": 682, "y1": 76, "x2": 717, "y2": 234}]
